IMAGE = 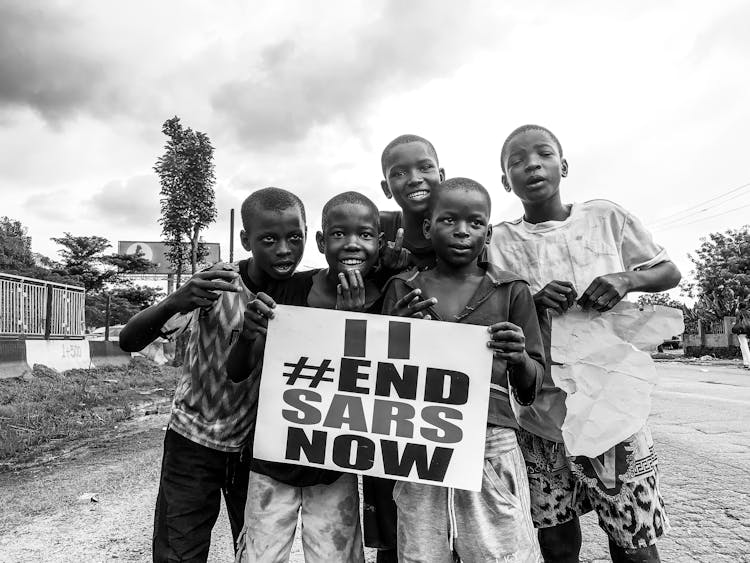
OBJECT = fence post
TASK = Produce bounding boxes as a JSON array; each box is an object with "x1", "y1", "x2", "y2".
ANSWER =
[
  {"x1": 104, "y1": 293, "x2": 111, "y2": 341},
  {"x1": 44, "y1": 284, "x2": 53, "y2": 340},
  {"x1": 697, "y1": 319, "x2": 704, "y2": 347}
]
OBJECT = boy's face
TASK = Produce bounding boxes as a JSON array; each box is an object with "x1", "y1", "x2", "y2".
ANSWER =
[
  {"x1": 381, "y1": 141, "x2": 445, "y2": 215},
  {"x1": 501, "y1": 129, "x2": 568, "y2": 205},
  {"x1": 240, "y1": 206, "x2": 306, "y2": 280},
  {"x1": 424, "y1": 189, "x2": 491, "y2": 267},
  {"x1": 316, "y1": 203, "x2": 382, "y2": 276}
]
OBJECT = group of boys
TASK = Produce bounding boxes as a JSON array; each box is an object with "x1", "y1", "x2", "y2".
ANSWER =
[{"x1": 120, "y1": 124, "x2": 681, "y2": 563}]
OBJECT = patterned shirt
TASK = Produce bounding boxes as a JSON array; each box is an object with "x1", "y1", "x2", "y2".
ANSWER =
[{"x1": 162, "y1": 261, "x2": 315, "y2": 452}]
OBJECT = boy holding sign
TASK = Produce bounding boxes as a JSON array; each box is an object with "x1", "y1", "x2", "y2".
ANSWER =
[
  {"x1": 383, "y1": 177, "x2": 544, "y2": 562},
  {"x1": 119, "y1": 187, "x2": 310, "y2": 562},
  {"x1": 230, "y1": 191, "x2": 385, "y2": 563}
]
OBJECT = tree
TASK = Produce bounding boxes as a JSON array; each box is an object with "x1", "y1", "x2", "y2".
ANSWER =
[
  {"x1": 637, "y1": 293, "x2": 685, "y2": 310},
  {"x1": 51, "y1": 233, "x2": 115, "y2": 291},
  {"x1": 682, "y1": 225, "x2": 750, "y2": 320},
  {"x1": 85, "y1": 285, "x2": 164, "y2": 328},
  {"x1": 0, "y1": 216, "x2": 35, "y2": 270},
  {"x1": 154, "y1": 116, "x2": 217, "y2": 287}
]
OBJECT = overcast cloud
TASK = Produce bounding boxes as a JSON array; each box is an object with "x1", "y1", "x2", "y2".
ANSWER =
[{"x1": 1, "y1": 0, "x2": 748, "y2": 284}]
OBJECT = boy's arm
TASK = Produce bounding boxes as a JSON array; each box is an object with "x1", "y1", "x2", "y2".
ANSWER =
[
  {"x1": 578, "y1": 260, "x2": 681, "y2": 312},
  {"x1": 226, "y1": 292, "x2": 276, "y2": 383},
  {"x1": 119, "y1": 269, "x2": 239, "y2": 352},
  {"x1": 488, "y1": 283, "x2": 545, "y2": 405}
]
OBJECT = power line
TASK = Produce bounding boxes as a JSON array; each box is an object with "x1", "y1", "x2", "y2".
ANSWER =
[
  {"x1": 649, "y1": 181, "x2": 750, "y2": 227},
  {"x1": 650, "y1": 189, "x2": 750, "y2": 229},
  {"x1": 652, "y1": 201, "x2": 750, "y2": 232}
]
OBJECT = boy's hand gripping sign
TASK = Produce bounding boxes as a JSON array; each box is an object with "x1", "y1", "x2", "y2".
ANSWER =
[{"x1": 254, "y1": 305, "x2": 493, "y2": 492}]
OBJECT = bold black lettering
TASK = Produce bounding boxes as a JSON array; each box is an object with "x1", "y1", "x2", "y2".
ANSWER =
[
  {"x1": 420, "y1": 406, "x2": 463, "y2": 443},
  {"x1": 323, "y1": 394, "x2": 368, "y2": 432},
  {"x1": 388, "y1": 321, "x2": 411, "y2": 359},
  {"x1": 380, "y1": 440, "x2": 454, "y2": 482},
  {"x1": 344, "y1": 319, "x2": 367, "y2": 357},
  {"x1": 285, "y1": 427, "x2": 326, "y2": 464},
  {"x1": 372, "y1": 399, "x2": 415, "y2": 438},
  {"x1": 374, "y1": 362, "x2": 418, "y2": 399},
  {"x1": 282, "y1": 389, "x2": 322, "y2": 424},
  {"x1": 338, "y1": 357, "x2": 371, "y2": 394},
  {"x1": 424, "y1": 368, "x2": 469, "y2": 405},
  {"x1": 332, "y1": 434, "x2": 375, "y2": 470}
]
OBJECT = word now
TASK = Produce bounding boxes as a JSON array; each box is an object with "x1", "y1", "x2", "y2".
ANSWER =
[{"x1": 286, "y1": 426, "x2": 454, "y2": 482}]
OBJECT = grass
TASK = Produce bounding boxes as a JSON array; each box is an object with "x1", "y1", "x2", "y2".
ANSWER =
[{"x1": 0, "y1": 358, "x2": 180, "y2": 467}]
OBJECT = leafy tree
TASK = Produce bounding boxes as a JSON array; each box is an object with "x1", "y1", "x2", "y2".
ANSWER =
[
  {"x1": 154, "y1": 116, "x2": 217, "y2": 287},
  {"x1": 0, "y1": 216, "x2": 35, "y2": 270},
  {"x1": 637, "y1": 293, "x2": 685, "y2": 310},
  {"x1": 85, "y1": 285, "x2": 164, "y2": 328},
  {"x1": 682, "y1": 225, "x2": 750, "y2": 320}
]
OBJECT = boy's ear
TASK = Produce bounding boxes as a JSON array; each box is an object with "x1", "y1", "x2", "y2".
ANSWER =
[
  {"x1": 239, "y1": 229, "x2": 252, "y2": 251},
  {"x1": 439, "y1": 167, "x2": 446, "y2": 182},
  {"x1": 561, "y1": 158, "x2": 569, "y2": 177},
  {"x1": 501, "y1": 175, "x2": 511, "y2": 193},
  {"x1": 315, "y1": 231, "x2": 325, "y2": 254},
  {"x1": 422, "y1": 218, "x2": 432, "y2": 240},
  {"x1": 485, "y1": 223, "x2": 493, "y2": 244},
  {"x1": 380, "y1": 179, "x2": 393, "y2": 199}
]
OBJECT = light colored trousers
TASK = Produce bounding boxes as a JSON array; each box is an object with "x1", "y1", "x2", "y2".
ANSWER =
[
  {"x1": 739, "y1": 334, "x2": 750, "y2": 367},
  {"x1": 394, "y1": 426, "x2": 542, "y2": 563},
  {"x1": 235, "y1": 471, "x2": 364, "y2": 563}
]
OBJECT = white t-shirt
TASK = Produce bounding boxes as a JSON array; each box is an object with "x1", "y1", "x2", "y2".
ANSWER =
[
  {"x1": 489, "y1": 199, "x2": 669, "y2": 442},
  {"x1": 490, "y1": 199, "x2": 668, "y2": 294}
]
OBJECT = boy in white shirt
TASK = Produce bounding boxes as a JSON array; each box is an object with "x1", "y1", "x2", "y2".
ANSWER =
[{"x1": 489, "y1": 124, "x2": 681, "y2": 563}]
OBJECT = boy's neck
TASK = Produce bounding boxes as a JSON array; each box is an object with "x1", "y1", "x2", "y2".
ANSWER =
[
  {"x1": 522, "y1": 195, "x2": 571, "y2": 224},
  {"x1": 433, "y1": 258, "x2": 484, "y2": 280},
  {"x1": 246, "y1": 258, "x2": 270, "y2": 288},
  {"x1": 401, "y1": 211, "x2": 429, "y2": 246}
]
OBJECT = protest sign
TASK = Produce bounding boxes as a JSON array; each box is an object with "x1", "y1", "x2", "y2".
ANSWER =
[{"x1": 253, "y1": 305, "x2": 493, "y2": 491}]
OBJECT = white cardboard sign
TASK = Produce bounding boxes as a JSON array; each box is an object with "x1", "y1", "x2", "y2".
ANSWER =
[{"x1": 253, "y1": 305, "x2": 493, "y2": 491}]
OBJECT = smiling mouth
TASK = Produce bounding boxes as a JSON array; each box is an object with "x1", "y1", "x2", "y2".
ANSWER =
[
  {"x1": 339, "y1": 258, "x2": 365, "y2": 267},
  {"x1": 406, "y1": 190, "x2": 429, "y2": 201}
]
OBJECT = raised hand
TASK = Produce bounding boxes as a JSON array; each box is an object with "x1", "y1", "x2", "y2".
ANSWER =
[
  {"x1": 578, "y1": 273, "x2": 631, "y2": 312},
  {"x1": 389, "y1": 288, "x2": 436, "y2": 319},
  {"x1": 487, "y1": 321, "x2": 526, "y2": 365},
  {"x1": 533, "y1": 280, "x2": 577, "y2": 314},
  {"x1": 380, "y1": 228, "x2": 412, "y2": 270},
  {"x1": 336, "y1": 270, "x2": 366, "y2": 312},
  {"x1": 167, "y1": 269, "x2": 239, "y2": 314},
  {"x1": 242, "y1": 292, "x2": 277, "y2": 340}
]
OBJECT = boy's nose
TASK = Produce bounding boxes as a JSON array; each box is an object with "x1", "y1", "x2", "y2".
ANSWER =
[
  {"x1": 407, "y1": 170, "x2": 423, "y2": 185},
  {"x1": 276, "y1": 240, "x2": 292, "y2": 255},
  {"x1": 454, "y1": 221, "x2": 470, "y2": 235},
  {"x1": 524, "y1": 157, "x2": 541, "y2": 171}
]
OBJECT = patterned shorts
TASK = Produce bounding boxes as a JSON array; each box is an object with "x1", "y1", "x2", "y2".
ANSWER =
[{"x1": 516, "y1": 425, "x2": 670, "y2": 549}]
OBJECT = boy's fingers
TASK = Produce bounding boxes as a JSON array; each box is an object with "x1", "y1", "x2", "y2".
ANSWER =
[
  {"x1": 487, "y1": 341, "x2": 525, "y2": 352},
  {"x1": 198, "y1": 280, "x2": 240, "y2": 293},
  {"x1": 488, "y1": 321, "x2": 521, "y2": 333},
  {"x1": 409, "y1": 299, "x2": 434, "y2": 314},
  {"x1": 489, "y1": 330, "x2": 525, "y2": 342},
  {"x1": 393, "y1": 228, "x2": 404, "y2": 253},
  {"x1": 196, "y1": 270, "x2": 239, "y2": 281},
  {"x1": 255, "y1": 292, "x2": 277, "y2": 308},
  {"x1": 338, "y1": 272, "x2": 350, "y2": 294}
]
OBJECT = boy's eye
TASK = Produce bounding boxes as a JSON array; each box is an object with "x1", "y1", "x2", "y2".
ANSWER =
[
  {"x1": 289, "y1": 234, "x2": 303, "y2": 241},
  {"x1": 261, "y1": 235, "x2": 276, "y2": 243},
  {"x1": 420, "y1": 163, "x2": 434, "y2": 171},
  {"x1": 360, "y1": 232, "x2": 374, "y2": 240},
  {"x1": 330, "y1": 230, "x2": 344, "y2": 238},
  {"x1": 441, "y1": 217, "x2": 455, "y2": 224}
]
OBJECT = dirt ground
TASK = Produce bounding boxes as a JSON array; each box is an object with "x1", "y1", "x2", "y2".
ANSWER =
[{"x1": 0, "y1": 408, "x2": 377, "y2": 563}]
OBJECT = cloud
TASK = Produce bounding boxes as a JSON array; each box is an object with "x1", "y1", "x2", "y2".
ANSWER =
[
  {"x1": 211, "y1": 0, "x2": 506, "y2": 148},
  {"x1": 87, "y1": 175, "x2": 162, "y2": 228},
  {"x1": 0, "y1": 1, "x2": 126, "y2": 124}
]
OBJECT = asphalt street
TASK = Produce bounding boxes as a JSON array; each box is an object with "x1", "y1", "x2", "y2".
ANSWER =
[{"x1": 578, "y1": 361, "x2": 750, "y2": 563}]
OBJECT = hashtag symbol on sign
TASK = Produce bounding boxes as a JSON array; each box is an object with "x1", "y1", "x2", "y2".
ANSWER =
[{"x1": 282, "y1": 356, "x2": 335, "y2": 388}]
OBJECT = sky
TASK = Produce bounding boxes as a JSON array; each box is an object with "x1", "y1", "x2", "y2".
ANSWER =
[{"x1": 2, "y1": 0, "x2": 749, "y2": 297}]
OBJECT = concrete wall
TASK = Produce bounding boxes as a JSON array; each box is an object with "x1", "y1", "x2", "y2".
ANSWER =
[{"x1": 0, "y1": 338, "x2": 133, "y2": 378}]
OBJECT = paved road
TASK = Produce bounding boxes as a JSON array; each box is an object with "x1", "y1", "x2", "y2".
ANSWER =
[
  {"x1": 579, "y1": 361, "x2": 750, "y2": 563},
  {"x1": 0, "y1": 361, "x2": 748, "y2": 562}
]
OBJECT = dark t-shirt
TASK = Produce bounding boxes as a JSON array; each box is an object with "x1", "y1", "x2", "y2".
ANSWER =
[{"x1": 379, "y1": 210, "x2": 436, "y2": 271}]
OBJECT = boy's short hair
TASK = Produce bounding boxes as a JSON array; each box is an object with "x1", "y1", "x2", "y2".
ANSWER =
[
  {"x1": 380, "y1": 134, "x2": 439, "y2": 175},
  {"x1": 500, "y1": 124, "x2": 564, "y2": 172},
  {"x1": 321, "y1": 191, "x2": 380, "y2": 232},
  {"x1": 430, "y1": 177, "x2": 491, "y2": 215},
  {"x1": 240, "y1": 187, "x2": 306, "y2": 231}
]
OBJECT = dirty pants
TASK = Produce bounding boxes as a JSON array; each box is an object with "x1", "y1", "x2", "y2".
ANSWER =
[
  {"x1": 394, "y1": 426, "x2": 541, "y2": 563},
  {"x1": 235, "y1": 470, "x2": 364, "y2": 563}
]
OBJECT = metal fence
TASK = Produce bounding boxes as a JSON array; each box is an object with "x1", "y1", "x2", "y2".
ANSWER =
[{"x1": 0, "y1": 273, "x2": 85, "y2": 338}]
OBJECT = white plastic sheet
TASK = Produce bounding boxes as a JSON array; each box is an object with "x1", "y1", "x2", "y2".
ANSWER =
[{"x1": 550, "y1": 302, "x2": 684, "y2": 457}]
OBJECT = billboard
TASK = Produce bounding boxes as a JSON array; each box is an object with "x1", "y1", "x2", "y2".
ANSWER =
[{"x1": 118, "y1": 241, "x2": 221, "y2": 275}]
